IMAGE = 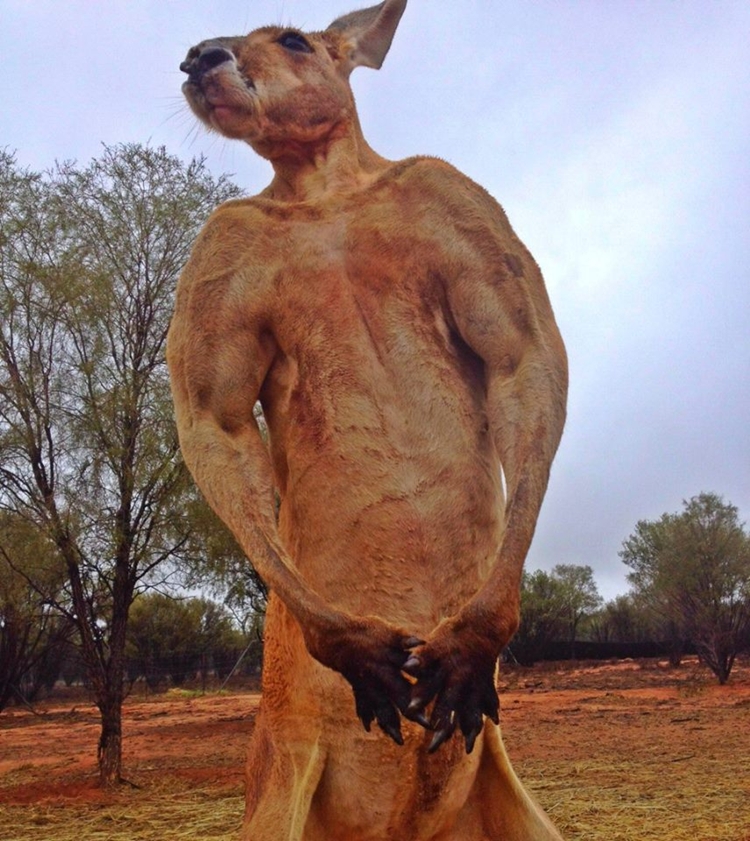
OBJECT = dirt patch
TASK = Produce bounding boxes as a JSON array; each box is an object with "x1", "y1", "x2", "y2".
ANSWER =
[
  {"x1": 0, "y1": 691, "x2": 255, "y2": 804},
  {"x1": 1, "y1": 658, "x2": 749, "y2": 840}
]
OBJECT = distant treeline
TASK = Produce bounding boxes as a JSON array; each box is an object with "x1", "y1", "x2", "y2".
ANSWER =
[{"x1": 507, "y1": 639, "x2": 695, "y2": 664}]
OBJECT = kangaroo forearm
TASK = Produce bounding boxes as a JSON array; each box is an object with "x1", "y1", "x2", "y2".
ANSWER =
[
  {"x1": 466, "y1": 357, "x2": 567, "y2": 630},
  {"x1": 180, "y1": 421, "x2": 341, "y2": 630},
  {"x1": 472, "y1": 470, "x2": 548, "y2": 619}
]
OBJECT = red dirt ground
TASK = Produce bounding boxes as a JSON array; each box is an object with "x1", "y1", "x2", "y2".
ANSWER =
[{"x1": 1, "y1": 657, "x2": 749, "y2": 838}]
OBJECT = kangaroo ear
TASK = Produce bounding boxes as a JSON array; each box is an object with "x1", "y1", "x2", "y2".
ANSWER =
[{"x1": 327, "y1": 0, "x2": 407, "y2": 73}]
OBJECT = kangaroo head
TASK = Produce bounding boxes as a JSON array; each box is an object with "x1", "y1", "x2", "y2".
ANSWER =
[{"x1": 180, "y1": 0, "x2": 407, "y2": 162}]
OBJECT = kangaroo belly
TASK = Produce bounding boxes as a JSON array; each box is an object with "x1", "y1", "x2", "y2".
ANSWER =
[{"x1": 276, "y1": 450, "x2": 504, "y2": 630}]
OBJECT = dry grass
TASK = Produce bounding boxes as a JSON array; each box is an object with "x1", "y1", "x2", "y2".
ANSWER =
[
  {"x1": 1, "y1": 780, "x2": 243, "y2": 841},
  {"x1": 526, "y1": 757, "x2": 750, "y2": 841},
  {"x1": 4, "y1": 762, "x2": 748, "y2": 841},
  {"x1": 3, "y1": 762, "x2": 749, "y2": 841}
]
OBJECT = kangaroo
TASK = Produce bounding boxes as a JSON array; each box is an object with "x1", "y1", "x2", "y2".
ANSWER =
[{"x1": 168, "y1": 2, "x2": 567, "y2": 839}]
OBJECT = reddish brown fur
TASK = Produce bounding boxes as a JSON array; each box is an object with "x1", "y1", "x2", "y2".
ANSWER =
[{"x1": 168, "y1": 3, "x2": 567, "y2": 839}]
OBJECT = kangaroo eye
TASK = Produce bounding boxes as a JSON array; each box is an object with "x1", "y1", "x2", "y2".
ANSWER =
[{"x1": 277, "y1": 31, "x2": 313, "y2": 54}]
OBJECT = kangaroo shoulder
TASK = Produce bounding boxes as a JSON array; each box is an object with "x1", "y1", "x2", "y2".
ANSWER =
[{"x1": 391, "y1": 156, "x2": 510, "y2": 223}]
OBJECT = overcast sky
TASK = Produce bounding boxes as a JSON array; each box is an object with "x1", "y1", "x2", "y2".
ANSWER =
[{"x1": 2, "y1": 0, "x2": 749, "y2": 599}]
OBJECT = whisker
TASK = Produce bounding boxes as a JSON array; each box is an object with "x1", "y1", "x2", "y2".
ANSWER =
[{"x1": 156, "y1": 100, "x2": 193, "y2": 132}]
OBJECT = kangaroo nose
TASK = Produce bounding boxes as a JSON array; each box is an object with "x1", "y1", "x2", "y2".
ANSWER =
[{"x1": 180, "y1": 46, "x2": 233, "y2": 77}]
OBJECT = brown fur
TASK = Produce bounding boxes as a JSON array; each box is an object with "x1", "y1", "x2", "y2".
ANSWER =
[{"x1": 168, "y1": 2, "x2": 567, "y2": 838}]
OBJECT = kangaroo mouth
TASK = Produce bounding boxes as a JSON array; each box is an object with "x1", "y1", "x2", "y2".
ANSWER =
[
  {"x1": 206, "y1": 100, "x2": 246, "y2": 132},
  {"x1": 182, "y1": 73, "x2": 255, "y2": 135}
]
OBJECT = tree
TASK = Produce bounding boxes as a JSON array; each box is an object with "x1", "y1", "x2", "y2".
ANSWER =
[
  {"x1": 198, "y1": 597, "x2": 259, "y2": 681},
  {"x1": 180, "y1": 491, "x2": 269, "y2": 620},
  {"x1": 0, "y1": 512, "x2": 72, "y2": 711},
  {"x1": 589, "y1": 593, "x2": 654, "y2": 645},
  {"x1": 619, "y1": 514, "x2": 689, "y2": 664},
  {"x1": 621, "y1": 493, "x2": 750, "y2": 684},
  {"x1": 127, "y1": 593, "x2": 203, "y2": 689},
  {"x1": 126, "y1": 593, "x2": 247, "y2": 689},
  {"x1": 0, "y1": 146, "x2": 240, "y2": 784},
  {"x1": 511, "y1": 569, "x2": 567, "y2": 664},
  {"x1": 551, "y1": 564, "x2": 603, "y2": 658}
]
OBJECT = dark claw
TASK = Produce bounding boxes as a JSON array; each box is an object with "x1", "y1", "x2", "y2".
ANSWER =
[
  {"x1": 483, "y1": 687, "x2": 500, "y2": 725},
  {"x1": 403, "y1": 636, "x2": 426, "y2": 649},
  {"x1": 382, "y1": 722, "x2": 404, "y2": 745},
  {"x1": 376, "y1": 710, "x2": 404, "y2": 745},
  {"x1": 407, "y1": 710, "x2": 432, "y2": 729},
  {"x1": 428, "y1": 723, "x2": 455, "y2": 753},
  {"x1": 403, "y1": 655, "x2": 421, "y2": 673},
  {"x1": 407, "y1": 697, "x2": 425, "y2": 715},
  {"x1": 459, "y1": 701, "x2": 485, "y2": 754},
  {"x1": 464, "y1": 724, "x2": 482, "y2": 754},
  {"x1": 357, "y1": 706, "x2": 374, "y2": 732},
  {"x1": 404, "y1": 693, "x2": 433, "y2": 728},
  {"x1": 407, "y1": 670, "x2": 442, "y2": 714}
]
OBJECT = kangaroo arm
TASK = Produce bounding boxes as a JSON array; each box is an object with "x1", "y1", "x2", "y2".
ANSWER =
[
  {"x1": 472, "y1": 344, "x2": 567, "y2": 633},
  {"x1": 405, "y1": 204, "x2": 567, "y2": 750},
  {"x1": 440, "y1": 188, "x2": 568, "y2": 635},
  {"x1": 405, "y1": 334, "x2": 567, "y2": 752},
  {"x1": 451, "y1": 273, "x2": 567, "y2": 637},
  {"x1": 166, "y1": 210, "x2": 341, "y2": 645},
  {"x1": 178, "y1": 413, "x2": 339, "y2": 633}
]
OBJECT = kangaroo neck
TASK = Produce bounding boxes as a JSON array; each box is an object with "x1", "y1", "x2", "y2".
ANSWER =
[{"x1": 260, "y1": 116, "x2": 389, "y2": 204}]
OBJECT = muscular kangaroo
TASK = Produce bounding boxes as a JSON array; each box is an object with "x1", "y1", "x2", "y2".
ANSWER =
[{"x1": 168, "y1": 2, "x2": 567, "y2": 839}]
